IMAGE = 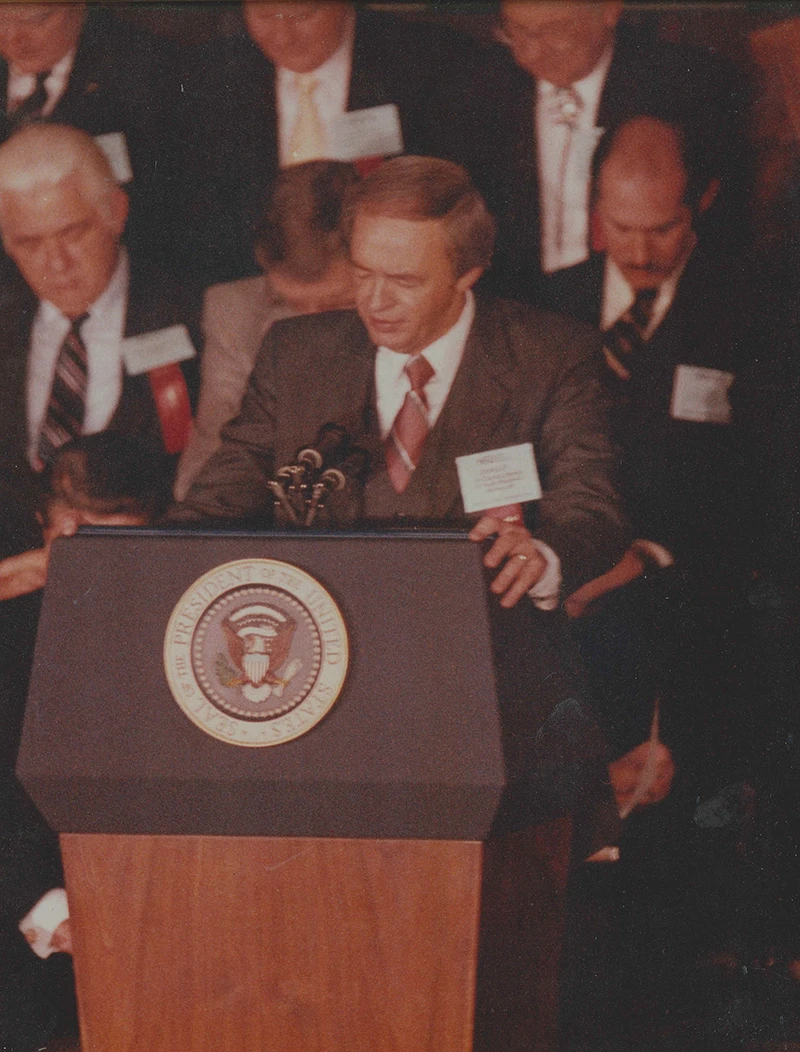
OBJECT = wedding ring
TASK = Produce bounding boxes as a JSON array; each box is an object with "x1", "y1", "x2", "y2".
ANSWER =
[{"x1": 515, "y1": 553, "x2": 529, "y2": 562}]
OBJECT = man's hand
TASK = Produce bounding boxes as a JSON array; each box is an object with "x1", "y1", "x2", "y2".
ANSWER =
[
  {"x1": 469, "y1": 515, "x2": 547, "y2": 608},
  {"x1": 0, "y1": 547, "x2": 48, "y2": 601}
]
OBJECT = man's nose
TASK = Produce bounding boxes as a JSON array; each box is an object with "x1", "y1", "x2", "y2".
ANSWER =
[
  {"x1": 628, "y1": 233, "x2": 650, "y2": 267},
  {"x1": 43, "y1": 238, "x2": 72, "y2": 274},
  {"x1": 366, "y1": 277, "x2": 393, "y2": 313}
]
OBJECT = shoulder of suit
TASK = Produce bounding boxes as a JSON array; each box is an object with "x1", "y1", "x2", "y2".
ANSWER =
[
  {"x1": 203, "y1": 275, "x2": 276, "y2": 334},
  {"x1": 478, "y1": 296, "x2": 603, "y2": 367},
  {"x1": 78, "y1": 8, "x2": 179, "y2": 65}
]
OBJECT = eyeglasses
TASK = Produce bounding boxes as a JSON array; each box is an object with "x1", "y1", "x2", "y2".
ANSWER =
[{"x1": 493, "y1": 16, "x2": 587, "y2": 54}]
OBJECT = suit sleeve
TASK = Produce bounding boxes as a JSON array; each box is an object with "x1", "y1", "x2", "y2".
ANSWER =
[
  {"x1": 166, "y1": 328, "x2": 281, "y2": 524},
  {"x1": 528, "y1": 323, "x2": 629, "y2": 595},
  {"x1": 0, "y1": 771, "x2": 61, "y2": 929}
]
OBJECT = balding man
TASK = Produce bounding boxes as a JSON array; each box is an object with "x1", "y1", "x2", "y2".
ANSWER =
[
  {"x1": 180, "y1": 2, "x2": 500, "y2": 285},
  {"x1": 0, "y1": 124, "x2": 199, "y2": 554},
  {"x1": 488, "y1": 1, "x2": 751, "y2": 302},
  {"x1": 545, "y1": 117, "x2": 753, "y2": 779},
  {"x1": 0, "y1": 3, "x2": 183, "y2": 271}
]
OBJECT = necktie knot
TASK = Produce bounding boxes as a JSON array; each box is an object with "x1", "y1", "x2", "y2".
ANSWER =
[
  {"x1": 405, "y1": 354, "x2": 434, "y2": 396},
  {"x1": 10, "y1": 69, "x2": 50, "y2": 126},
  {"x1": 630, "y1": 288, "x2": 658, "y2": 331},
  {"x1": 295, "y1": 73, "x2": 318, "y2": 99},
  {"x1": 70, "y1": 313, "x2": 90, "y2": 337},
  {"x1": 552, "y1": 86, "x2": 582, "y2": 127}
]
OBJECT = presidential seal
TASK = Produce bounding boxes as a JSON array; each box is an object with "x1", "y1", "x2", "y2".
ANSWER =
[{"x1": 164, "y1": 559, "x2": 348, "y2": 746}]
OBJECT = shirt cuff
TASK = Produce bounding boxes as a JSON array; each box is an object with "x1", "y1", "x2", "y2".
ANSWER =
[
  {"x1": 528, "y1": 539, "x2": 562, "y2": 611},
  {"x1": 631, "y1": 538, "x2": 675, "y2": 569},
  {"x1": 19, "y1": 887, "x2": 69, "y2": 959}
]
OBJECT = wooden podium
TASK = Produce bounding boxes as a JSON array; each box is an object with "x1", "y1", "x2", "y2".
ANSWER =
[{"x1": 17, "y1": 530, "x2": 610, "y2": 1052}]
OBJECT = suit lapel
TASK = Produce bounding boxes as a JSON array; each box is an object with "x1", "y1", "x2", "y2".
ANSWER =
[{"x1": 407, "y1": 301, "x2": 515, "y2": 517}]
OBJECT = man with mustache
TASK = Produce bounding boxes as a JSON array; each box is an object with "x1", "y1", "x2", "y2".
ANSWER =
[{"x1": 544, "y1": 116, "x2": 752, "y2": 783}]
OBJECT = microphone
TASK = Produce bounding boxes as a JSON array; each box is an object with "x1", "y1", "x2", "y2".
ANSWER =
[
  {"x1": 305, "y1": 468, "x2": 346, "y2": 526},
  {"x1": 269, "y1": 423, "x2": 354, "y2": 526}
]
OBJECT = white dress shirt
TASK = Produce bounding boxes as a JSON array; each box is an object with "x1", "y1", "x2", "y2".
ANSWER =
[
  {"x1": 374, "y1": 291, "x2": 561, "y2": 609},
  {"x1": 537, "y1": 46, "x2": 612, "y2": 274},
  {"x1": 6, "y1": 49, "x2": 74, "y2": 116},
  {"x1": 27, "y1": 250, "x2": 129, "y2": 467},
  {"x1": 276, "y1": 10, "x2": 355, "y2": 167}
]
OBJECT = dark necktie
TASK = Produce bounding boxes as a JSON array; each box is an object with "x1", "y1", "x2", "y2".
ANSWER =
[
  {"x1": 385, "y1": 354, "x2": 435, "y2": 494},
  {"x1": 38, "y1": 314, "x2": 90, "y2": 466},
  {"x1": 9, "y1": 71, "x2": 50, "y2": 127},
  {"x1": 602, "y1": 288, "x2": 658, "y2": 381}
]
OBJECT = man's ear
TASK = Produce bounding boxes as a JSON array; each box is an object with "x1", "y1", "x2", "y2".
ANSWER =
[
  {"x1": 697, "y1": 178, "x2": 720, "y2": 216},
  {"x1": 456, "y1": 266, "x2": 484, "y2": 294}
]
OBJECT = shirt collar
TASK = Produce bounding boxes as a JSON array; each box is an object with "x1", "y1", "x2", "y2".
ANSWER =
[
  {"x1": 377, "y1": 290, "x2": 475, "y2": 375},
  {"x1": 9, "y1": 48, "x2": 75, "y2": 90},
  {"x1": 602, "y1": 233, "x2": 697, "y2": 334}
]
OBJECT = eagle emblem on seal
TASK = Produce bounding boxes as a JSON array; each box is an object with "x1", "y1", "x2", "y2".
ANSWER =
[{"x1": 220, "y1": 603, "x2": 302, "y2": 704}]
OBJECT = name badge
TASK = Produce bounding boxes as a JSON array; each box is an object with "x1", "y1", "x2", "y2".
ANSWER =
[
  {"x1": 94, "y1": 132, "x2": 133, "y2": 184},
  {"x1": 670, "y1": 364, "x2": 734, "y2": 425},
  {"x1": 456, "y1": 443, "x2": 542, "y2": 514},
  {"x1": 122, "y1": 325, "x2": 196, "y2": 376},
  {"x1": 328, "y1": 104, "x2": 404, "y2": 162}
]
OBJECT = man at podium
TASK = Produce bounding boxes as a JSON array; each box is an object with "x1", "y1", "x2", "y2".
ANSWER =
[{"x1": 170, "y1": 155, "x2": 627, "y2": 610}]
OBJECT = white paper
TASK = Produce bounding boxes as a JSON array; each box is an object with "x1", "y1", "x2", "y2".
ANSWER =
[
  {"x1": 670, "y1": 364, "x2": 734, "y2": 425},
  {"x1": 327, "y1": 104, "x2": 403, "y2": 162},
  {"x1": 94, "y1": 132, "x2": 134, "y2": 184},
  {"x1": 122, "y1": 325, "x2": 196, "y2": 376},
  {"x1": 456, "y1": 443, "x2": 542, "y2": 514}
]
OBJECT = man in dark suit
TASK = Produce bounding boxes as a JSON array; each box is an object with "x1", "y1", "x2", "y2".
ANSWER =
[
  {"x1": 544, "y1": 116, "x2": 751, "y2": 774},
  {"x1": 172, "y1": 154, "x2": 627, "y2": 607},
  {"x1": 488, "y1": 1, "x2": 751, "y2": 303},
  {"x1": 0, "y1": 123, "x2": 199, "y2": 557},
  {"x1": 180, "y1": 2, "x2": 501, "y2": 286},
  {"x1": 0, "y1": 2, "x2": 183, "y2": 272}
]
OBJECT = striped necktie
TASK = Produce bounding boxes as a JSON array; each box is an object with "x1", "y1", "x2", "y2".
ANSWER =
[
  {"x1": 385, "y1": 354, "x2": 435, "y2": 494},
  {"x1": 38, "y1": 313, "x2": 90, "y2": 465},
  {"x1": 602, "y1": 288, "x2": 658, "y2": 381}
]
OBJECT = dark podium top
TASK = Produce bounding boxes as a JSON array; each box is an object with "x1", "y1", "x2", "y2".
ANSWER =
[{"x1": 17, "y1": 529, "x2": 612, "y2": 841}]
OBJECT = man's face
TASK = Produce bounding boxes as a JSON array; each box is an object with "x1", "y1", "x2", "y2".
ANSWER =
[
  {"x1": 267, "y1": 257, "x2": 354, "y2": 314},
  {"x1": 244, "y1": 2, "x2": 350, "y2": 74},
  {"x1": 499, "y1": 2, "x2": 620, "y2": 88},
  {"x1": 596, "y1": 163, "x2": 694, "y2": 291},
  {"x1": 0, "y1": 3, "x2": 85, "y2": 74},
  {"x1": 350, "y1": 211, "x2": 482, "y2": 356},
  {"x1": 1, "y1": 177, "x2": 128, "y2": 318}
]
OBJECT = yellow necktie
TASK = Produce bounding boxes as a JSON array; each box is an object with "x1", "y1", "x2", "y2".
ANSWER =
[{"x1": 287, "y1": 74, "x2": 326, "y2": 166}]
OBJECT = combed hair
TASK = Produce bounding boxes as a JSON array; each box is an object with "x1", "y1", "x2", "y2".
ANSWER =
[
  {"x1": 342, "y1": 155, "x2": 496, "y2": 276},
  {"x1": 45, "y1": 433, "x2": 171, "y2": 521},
  {"x1": 0, "y1": 123, "x2": 118, "y2": 224},
  {"x1": 254, "y1": 160, "x2": 361, "y2": 280}
]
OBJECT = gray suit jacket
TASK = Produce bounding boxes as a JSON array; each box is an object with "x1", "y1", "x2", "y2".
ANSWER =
[{"x1": 173, "y1": 298, "x2": 626, "y2": 597}]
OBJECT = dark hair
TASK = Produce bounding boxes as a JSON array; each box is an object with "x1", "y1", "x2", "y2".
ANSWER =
[
  {"x1": 341, "y1": 155, "x2": 496, "y2": 276},
  {"x1": 43, "y1": 433, "x2": 171, "y2": 521},
  {"x1": 591, "y1": 114, "x2": 712, "y2": 215},
  {"x1": 253, "y1": 160, "x2": 361, "y2": 280}
]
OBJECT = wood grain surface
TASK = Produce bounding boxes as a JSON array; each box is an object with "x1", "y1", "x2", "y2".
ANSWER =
[{"x1": 61, "y1": 835, "x2": 483, "y2": 1052}]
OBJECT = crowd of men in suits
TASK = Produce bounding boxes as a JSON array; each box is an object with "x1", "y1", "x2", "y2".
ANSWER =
[{"x1": 0, "y1": 1, "x2": 796, "y2": 1047}]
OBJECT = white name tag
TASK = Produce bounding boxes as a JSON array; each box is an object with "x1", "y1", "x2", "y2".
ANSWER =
[
  {"x1": 456, "y1": 443, "x2": 542, "y2": 514},
  {"x1": 121, "y1": 325, "x2": 196, "y2": 376},
  {"x1": 328, "y1": 104, "x2": 404, "y2": 162},
  {"x1": 670, "y1": 364, "x2": 734, "y2": 425},
  {"x1": 94, "y1": 132, "x2": 133, "y2": 184}
]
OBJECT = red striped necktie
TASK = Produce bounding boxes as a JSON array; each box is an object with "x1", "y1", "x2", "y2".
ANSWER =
[
  {"x1": 385, "y1": 354, "x2": 435, "y2": 494},
  {"x1": 38, "y1": 313, "x2": 90, "y2": 465}
]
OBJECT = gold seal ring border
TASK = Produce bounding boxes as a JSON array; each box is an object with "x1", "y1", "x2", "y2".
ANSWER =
[{"x1": 163, "y1": 558, "x2": 349, "y2": 748}]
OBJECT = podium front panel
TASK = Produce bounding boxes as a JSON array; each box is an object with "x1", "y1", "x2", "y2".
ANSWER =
[{"x1": 18, "y1": 531, "x2": 508, "y2": 839}]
